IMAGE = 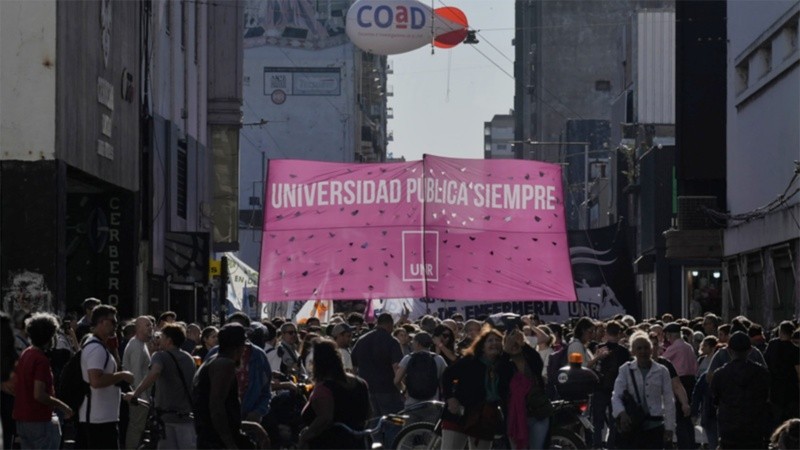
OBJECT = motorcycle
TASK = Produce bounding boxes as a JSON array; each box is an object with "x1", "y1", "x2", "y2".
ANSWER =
[{"x1": 549, "y1": 399, "x2": 594, "y2": 449}]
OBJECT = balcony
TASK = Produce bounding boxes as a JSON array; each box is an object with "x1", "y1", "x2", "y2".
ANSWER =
[{"x1": 387, "y1": 107, "x2": 394, "y2": 119}]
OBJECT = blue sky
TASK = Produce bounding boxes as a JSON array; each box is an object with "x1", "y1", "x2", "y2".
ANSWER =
[{"x1": 387, "y1": 0, "x2": 516, "y2": 161}]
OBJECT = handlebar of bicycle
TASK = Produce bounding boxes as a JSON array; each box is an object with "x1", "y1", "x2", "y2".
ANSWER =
[{"x1": 332, "y1": 414, "x2": 410, "y2": 437}]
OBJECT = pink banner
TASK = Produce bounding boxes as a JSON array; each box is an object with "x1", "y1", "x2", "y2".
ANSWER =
[{"x1": 259, "y1": 155, "x2": 576, "y2": 302}]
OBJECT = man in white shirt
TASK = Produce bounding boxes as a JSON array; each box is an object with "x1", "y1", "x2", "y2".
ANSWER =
[
  {"x1": 262, "y1": 322, "x2": 282, "y2": 376},
  {"x1": 121, "y1": 316, "x2": 153, "y2": 449},
  {"x1": 332, "y1": 323, "x2": 354, "y2": 373},
  {"x1": 80, "y1": 304, "x2": 134, "y2": 450}
]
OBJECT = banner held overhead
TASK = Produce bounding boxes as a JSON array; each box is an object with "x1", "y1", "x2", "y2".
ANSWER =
[{"x1": 259, "y1": 155, "x2": 576, "y2": 302}]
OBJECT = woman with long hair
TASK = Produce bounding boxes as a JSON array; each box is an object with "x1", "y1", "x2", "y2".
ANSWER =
[
  {"x1": 193, "y1": 326, "x2": 218, "y2": 361},
  {"x1": 440, "y1": 327, "x2": 506, "y2": 449},
  {"x1": 298, "y1": 339, "x2": 370, "y2": 449},
  {"x1": 499, "y1": 327, "x2": 551, "y2": 449},
  {"x1": 299, "y1": 332, "x2": 321, "y2": 374},
  {"x1": 432, "y1": 324, "x2": 459, "y2": 365}
]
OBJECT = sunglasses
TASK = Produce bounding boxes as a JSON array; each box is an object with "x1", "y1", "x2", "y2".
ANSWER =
[
  {"x1": 440, "y1": 333, "x2": 453, "y2": 338},
  {"x1": 284, "y1": 330, "x2": 297, "y2": 335}
]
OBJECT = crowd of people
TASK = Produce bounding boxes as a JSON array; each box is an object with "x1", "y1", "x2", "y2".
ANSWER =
[{"x1": 0, "y1": 296, "x2": 798, "y2": 450}]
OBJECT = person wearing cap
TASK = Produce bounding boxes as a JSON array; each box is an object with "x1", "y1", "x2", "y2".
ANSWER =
[
  {"x1": 705, "y1": 322, "x2": 766, "y2": 385},
  {"x1": 660, "y1": 322, "x2": 698, "y2": 449},
  {"x1": 331, "y1": 323, "x2": 354, "y2": 373},
  {"x1": 394, "y1": 332, "x2": 447, "y2": 406},
  {"x1": 709, "y1": 331, "x2": 771, "y2": 449}
]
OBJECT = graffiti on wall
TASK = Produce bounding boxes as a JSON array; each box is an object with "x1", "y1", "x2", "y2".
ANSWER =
[{"x1": 2, "y1": 270, "x2": 54, "y2": 314}]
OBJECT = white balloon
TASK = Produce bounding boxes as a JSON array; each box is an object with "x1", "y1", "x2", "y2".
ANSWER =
[{"x1": 346, "y1": 0, "x2": 467, "y2": 55}]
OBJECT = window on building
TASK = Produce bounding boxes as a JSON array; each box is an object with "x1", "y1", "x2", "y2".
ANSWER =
[{"x1": 735, "y1": 64, "x2": 749, "y2": 95}]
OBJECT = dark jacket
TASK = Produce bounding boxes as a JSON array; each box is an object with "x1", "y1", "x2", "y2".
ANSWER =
[
  {"x1": 709, "y1": 358, "x2": 770, "y2": 443},
  {"x1": 690, "y1": 372, "x2": 715, "y2": 429},
  {"x1": 441, "y1": 355, "x2": 496, "y2": 410},
  {"x1": 440, "y1": 354, "x2": 505, "y2": 440},
  {"x1": 497, "y1": 345, "x2": 545, "y2": 411}
]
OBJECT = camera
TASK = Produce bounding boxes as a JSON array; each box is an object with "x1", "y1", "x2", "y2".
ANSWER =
[{"x1": 489, "y1": 313, "x2": 523, "y2": 332}]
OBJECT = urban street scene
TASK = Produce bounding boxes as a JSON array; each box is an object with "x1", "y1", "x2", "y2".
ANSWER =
[{"x1": 0, "y1": 0, "x2": 798, "y2": 449}]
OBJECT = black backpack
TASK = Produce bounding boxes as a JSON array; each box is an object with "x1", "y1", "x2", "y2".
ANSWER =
[
  {"x1": 58, "y1": 340, "x2": 109, "y2": 421},
  {"x1": 405, "y1": 352, "x2": 438, "y2": 400}
]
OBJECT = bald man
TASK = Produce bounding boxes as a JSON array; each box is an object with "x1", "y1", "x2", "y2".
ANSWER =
[{"x1": 122, "y1": 317, "x2": 154, "y2": 449}]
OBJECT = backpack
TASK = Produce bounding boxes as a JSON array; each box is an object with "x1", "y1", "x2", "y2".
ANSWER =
[
  {"x1": 404, "y1": 352, "x2": 439, "y2": 400},
  {"x1": 58, "y1": 339, "x2": 109, "y2": 421}
]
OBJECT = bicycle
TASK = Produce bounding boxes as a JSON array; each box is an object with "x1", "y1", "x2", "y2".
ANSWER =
[
  {"x1": 331, "y1": 414, "x2": 410, "y2": 449},
  {"x1": 391, "y1": 399, "x2": 588, "y2": 449}
]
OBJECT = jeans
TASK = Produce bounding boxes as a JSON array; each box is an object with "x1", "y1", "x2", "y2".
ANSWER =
[
  {"x1": 125, "y1": 403, "x2": 148, "y2": 449},
  {"x1": 159, "y1": 422, "x2": 196, "y2": 449},
  {"x1": 16, "y1": 417, "x2": 61, "y2": 450},
  {"x1": 703, "y1": 423, "x2": 718, "y2": 450},
  {"x1": 441, "y1": 428, "x2": 493, "y2": 450},
  {"x1": 370, "y1": 392, "x2": 404, "y2": 417},
  {"x1": 618, "y1": 425, "x2": 666, "y2": 449},
  {"x1": 371, "y1": 392, "x2": 404, "y2": 445},
  {"x1": 591, "y1": 391, "x2": 617, "y2": 448},
  {"x1": 527, "y1": 417, "x2": 549, "y2": 450}
]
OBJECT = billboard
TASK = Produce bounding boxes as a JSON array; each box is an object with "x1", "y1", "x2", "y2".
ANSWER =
[{"x1": 259, "y1": 155, "x2": 575, "y2": 302}]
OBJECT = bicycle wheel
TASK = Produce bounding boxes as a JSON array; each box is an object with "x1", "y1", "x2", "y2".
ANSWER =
[
  {"x1": 549, "y1": 427, "x2": 586, "y2": 449},
  {"x1": 392, "y1": 422, "x2": 440, "y2": 450}
]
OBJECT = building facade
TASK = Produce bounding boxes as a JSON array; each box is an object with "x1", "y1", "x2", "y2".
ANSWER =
[
  {"x1": 723, "y1": 1, "x2": 799, "y2": 324},
  {"x1": 1, "y1": 0, "x2": 141, "y2": 318},
  {"x1": 484, "y1": 114, "x2": 515, "y2": 159},
  {"x1": 1, "y1": 0, "x2": 244, "y2": 321},
  {"x1": 237, "y1": 0, "x2": 389, "y2": 270}
]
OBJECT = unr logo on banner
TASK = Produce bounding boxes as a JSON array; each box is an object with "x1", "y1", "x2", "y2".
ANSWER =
[{"x1": 401, "y1": 230, "x2": 439, "y2": 282}]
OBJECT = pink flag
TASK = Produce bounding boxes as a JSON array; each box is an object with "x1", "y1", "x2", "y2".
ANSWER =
[{"x1": 259, "y1": 155, "x2": 576, "y2": 302}]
